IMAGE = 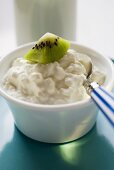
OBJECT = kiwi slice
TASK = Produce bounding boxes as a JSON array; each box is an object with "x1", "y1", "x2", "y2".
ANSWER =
[{"x1": 24, "y1": 33, "x2": 70, "y2": 64}]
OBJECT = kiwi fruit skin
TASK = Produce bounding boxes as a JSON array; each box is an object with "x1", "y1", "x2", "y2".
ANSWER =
[{"x1": 24, "y1": 33, "x2": 70, "y2": 64}]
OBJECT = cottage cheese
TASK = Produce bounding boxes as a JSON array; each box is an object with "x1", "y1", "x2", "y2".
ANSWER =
[{"x1": 2, "y1": 49, "x2": 105, "y2": 104}]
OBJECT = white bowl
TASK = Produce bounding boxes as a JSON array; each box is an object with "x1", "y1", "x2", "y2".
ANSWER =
[{"x1": 0, "y1": 42, "x2": 114, "y2": 143}]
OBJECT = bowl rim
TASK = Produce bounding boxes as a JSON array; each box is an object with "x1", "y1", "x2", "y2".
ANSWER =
[{"x1": 0, "y1": 41, "x2": 114, "y2": 111}]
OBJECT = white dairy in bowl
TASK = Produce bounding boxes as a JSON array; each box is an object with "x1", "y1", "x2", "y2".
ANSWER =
[{"x1": 2, "y1": 49, "x2": 105, "y2": 105}]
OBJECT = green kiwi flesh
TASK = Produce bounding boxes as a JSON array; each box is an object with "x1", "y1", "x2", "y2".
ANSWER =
[{"x1": 24, "y1": 33, "x2": 70, "y2": 64}]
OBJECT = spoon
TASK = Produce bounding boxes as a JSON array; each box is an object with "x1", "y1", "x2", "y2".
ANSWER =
[
  {"x1": 85, "y1": 81, "x2": 114, "y2": 126},
  {"x1": 73, "y1": 54, "x2": 113, "y2": 126},
  {"x1": 84, "y1": 63, "x2": 114, "y2": 127}
]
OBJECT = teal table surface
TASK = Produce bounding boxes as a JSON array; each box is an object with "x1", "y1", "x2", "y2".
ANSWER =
[{"x1": 0, "y1": 92, "x2": 114, "y2": 170}]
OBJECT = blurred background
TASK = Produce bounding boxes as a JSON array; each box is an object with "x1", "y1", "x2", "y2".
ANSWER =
[{"x1": 0, "y1": 0, "x2": 114, "y2": 59}]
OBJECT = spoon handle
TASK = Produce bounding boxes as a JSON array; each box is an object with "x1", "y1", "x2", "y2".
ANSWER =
[{"x1": 90, "y1": 82, "x2": 114, "y2": 126}]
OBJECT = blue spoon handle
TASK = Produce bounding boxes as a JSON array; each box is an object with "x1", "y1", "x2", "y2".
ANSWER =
[{"x1": 90, "y1": 82, "x2": 114, "y2": 126}]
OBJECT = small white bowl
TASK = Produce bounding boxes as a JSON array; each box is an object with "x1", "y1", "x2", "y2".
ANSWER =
[{"x1": 0, "y1": 42, "x2": 114, "y2": 143}]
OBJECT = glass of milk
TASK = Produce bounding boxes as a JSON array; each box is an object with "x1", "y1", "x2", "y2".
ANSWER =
[{"x1": 14, "y1": 0, "x2": 77, "y2": 45}]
